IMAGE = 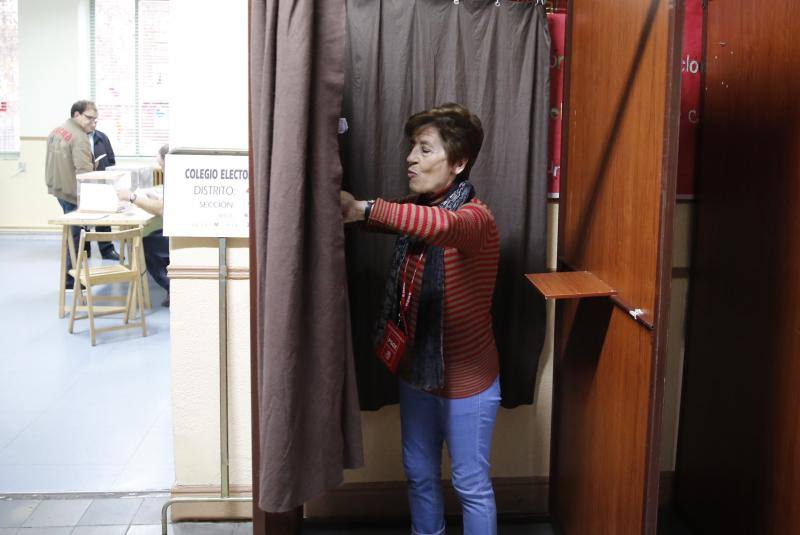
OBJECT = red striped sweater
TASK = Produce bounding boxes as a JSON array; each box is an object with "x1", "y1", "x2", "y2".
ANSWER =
[{"x1": 369, "y1": 196, "x2": 500, "y2": 398}]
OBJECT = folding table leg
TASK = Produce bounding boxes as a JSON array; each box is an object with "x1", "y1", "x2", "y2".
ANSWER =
[{"x1": 58, "y1": 226, "x2": 68, "y2": 318}]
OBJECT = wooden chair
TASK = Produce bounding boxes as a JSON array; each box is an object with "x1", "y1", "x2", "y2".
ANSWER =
[{"x1": 68, "y1": 227, "x2": 148, "y2": 345}]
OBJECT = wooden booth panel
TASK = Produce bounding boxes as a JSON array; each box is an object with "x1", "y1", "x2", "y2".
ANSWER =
[
  {"x1": 560, "y1": 0, "x2": 671, "y2": 314},
  {"x1": 675, "y1": 2, "x2": 800, "y2": 533},
  {"x1": 554, "y1": 305, "x2": 654, "y2": 534},
  {"x1": 553, "y1": 0, "x2": 681, "y2": 533}
]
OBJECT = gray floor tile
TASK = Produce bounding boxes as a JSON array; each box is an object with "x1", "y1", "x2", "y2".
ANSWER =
[
  {"x1": 23, "y1": 500, "x2": 92, "y2": 528},
  {"x1": 0, "y1": 422, "x2": 142, "y2": 467},
  {"x1": 126, "y1": 526, "x2": 167, "y2": 535},
  {"x1": 71, "y1": 526, "x2": 128, "y2": 535},
  {"x1": 171, "y1": 522, "x2": 237, "y2": 534},
  {"x1": 0, "y1": 499, "x2": 40, "y2": 527},
  {"x1": 131, "y1": 497, "x2": 171, "y2": 525},
  {"x1": 15, "y1": 528, "x2": 73, "y2": 534},
  {"x1": 0, "y1": 465, "x2": 122, "y2": 494},
  {"x1": 0, "y1": 409, "x2": 42, "y2": 450},
  {"x1": 77, "y1": 498, "x2": 143, "y2": 526},
  {"x1": 0, "y1": 528, "x2": 19, "y2": 535}
]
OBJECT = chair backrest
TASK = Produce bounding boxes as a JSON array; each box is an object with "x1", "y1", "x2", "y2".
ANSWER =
[{"x1": 76, "y1": 227, "x2": 143, "y2": 275}]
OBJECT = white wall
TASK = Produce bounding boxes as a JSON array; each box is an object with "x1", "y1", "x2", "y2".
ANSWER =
[
  {"x1": 19, "y1": 0, "x2": 90, "y2": 136},
  {"x1": 0, "y1": 0, "x2": 91, "y2": 232},
  {"x1": 169, "y1": 0, "x2": 248, "y2": 151},
  {"x1": 170, "y1": 238, "x2": 252, "y2": 490}
]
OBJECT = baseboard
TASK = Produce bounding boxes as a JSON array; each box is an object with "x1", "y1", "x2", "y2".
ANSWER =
[
  {"x1": 304, "y1": 477, "x2": 549, "y2": 520},
  {"x1": 0, "y1": 226, "x2": 59, "y2": 235},
  {"x1": 169, "y1": 484, "x2": 253, "y2": 521}
]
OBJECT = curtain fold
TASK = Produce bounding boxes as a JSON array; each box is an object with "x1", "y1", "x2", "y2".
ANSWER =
[
  {"x1": 250, "y1": 0, "x2": 363, "y2": 513},
  {"x1": 343, "y1": 0, "x2": 550, "y2": 409}
]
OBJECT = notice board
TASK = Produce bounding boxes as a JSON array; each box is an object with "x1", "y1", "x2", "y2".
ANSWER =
[{"x1": 163, "y1": 153, "x2": 249, "y2": 237}]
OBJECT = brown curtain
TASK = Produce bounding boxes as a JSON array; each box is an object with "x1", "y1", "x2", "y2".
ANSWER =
[
  {"x1": 250, "y1": 0, "x2": 363, "y2": 513},
  {"x1": 342, "y1": 0, "x2": 550, "y2": 409}
]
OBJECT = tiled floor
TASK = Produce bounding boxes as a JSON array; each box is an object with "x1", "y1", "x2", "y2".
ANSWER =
[
  {"x1": 0, "y1": 494, "x2": 251, "y2": 534},
  {"x1": 0, "y1": 493, "x2": 560, "y2": 534},
  {"x1": 0, "y1": 494, "x2": 693, "y2": 534},
  {"x1": 0, "y1": 236, "x2": 173, "y2": 493}
]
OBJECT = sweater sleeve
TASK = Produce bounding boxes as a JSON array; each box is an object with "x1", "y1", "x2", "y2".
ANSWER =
[{"x1": 368, "y1": 198, "x2": 495, "y2": 255}]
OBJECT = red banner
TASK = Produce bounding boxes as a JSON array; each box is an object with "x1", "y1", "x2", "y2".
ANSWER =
[
  {"x1": 677, "y1": 0, "x2": 704, "y2": 198},
  {"x1": 547, "y1": 12, "x2": 566, "y2": 198}
]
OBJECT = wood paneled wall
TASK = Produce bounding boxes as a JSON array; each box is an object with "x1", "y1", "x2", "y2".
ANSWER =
[
  {"x1": 675, "y1": 2, "x2": 800, "y2": 533},
  {"x1": 553, "y1": 0, "x2": 681, "y2": 533}
]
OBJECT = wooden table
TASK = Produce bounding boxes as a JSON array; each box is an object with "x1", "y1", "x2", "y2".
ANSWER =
[{"x1": 49, "y1": 208, "x2": 157, "y2": 318}]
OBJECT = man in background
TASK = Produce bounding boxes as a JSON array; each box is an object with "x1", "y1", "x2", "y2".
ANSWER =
[
  {"x1": 87, "y1": 124, "x2": 120, "y2": 260},
  {"x1": 45, "y1": 100, "x2": 96, "y2": 289}
]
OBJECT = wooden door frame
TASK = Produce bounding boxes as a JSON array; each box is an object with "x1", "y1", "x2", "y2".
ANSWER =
[{"x1": 644, "y1": 1, "x2": 684, "y2": 527}]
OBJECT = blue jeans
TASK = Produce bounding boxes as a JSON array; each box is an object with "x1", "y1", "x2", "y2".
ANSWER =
[
  {"x1": 57, "y1": 198, "x2": 81, "y2": 274},
  {"x1": 399, "y1": 376, "x2": 501, "y2": 535},
  {"x1": 143, "y1": 229, "x2": 170, "y2": 292}
]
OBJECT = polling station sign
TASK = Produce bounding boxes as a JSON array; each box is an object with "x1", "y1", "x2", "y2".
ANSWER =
[{"x1": 163, "y1": 154, "x2": 249, "y2": 237}]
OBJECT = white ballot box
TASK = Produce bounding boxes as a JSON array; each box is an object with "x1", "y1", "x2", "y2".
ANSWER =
[
  {"x1": 77, "y1": 171, "x2": 129, "y2": 212},
  {"x1": 107, "y1": 164, "x2": 156, "y2": 189}
]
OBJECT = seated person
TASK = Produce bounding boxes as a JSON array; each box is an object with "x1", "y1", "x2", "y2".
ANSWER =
[{"x1": 116, "y1": 144, "x2": 170, "y2": 307}]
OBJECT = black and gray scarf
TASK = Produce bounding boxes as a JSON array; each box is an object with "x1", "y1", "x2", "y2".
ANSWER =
[{"x1": 374, "y1": 180, "x2": 476, "y2": 391}]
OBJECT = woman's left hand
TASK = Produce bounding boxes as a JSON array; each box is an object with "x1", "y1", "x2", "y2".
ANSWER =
[{"x1": 340, "y1": 191, "x2": 367, "y2": 223}]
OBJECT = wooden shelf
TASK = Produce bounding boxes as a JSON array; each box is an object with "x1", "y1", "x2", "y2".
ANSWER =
[{"x1": 525, "y1": 271, "x2": 617, "y2": 300}]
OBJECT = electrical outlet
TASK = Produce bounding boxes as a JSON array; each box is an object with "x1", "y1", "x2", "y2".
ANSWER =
[{"x1": 17, "y1": 161, "x2": 26, "y2": 173}]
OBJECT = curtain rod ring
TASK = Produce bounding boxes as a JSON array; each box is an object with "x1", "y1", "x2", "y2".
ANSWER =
[
  {"x1": 453, "y1": 0, "x2": 459, "y2": 5},
  {"x1": 495, "y1": 0, "x2": 501, "y2": 6}
]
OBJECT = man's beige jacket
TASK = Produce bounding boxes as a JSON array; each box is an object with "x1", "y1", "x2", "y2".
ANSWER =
[{"x1": 45, "y1": 117, "x2": 93, "y2": 205}]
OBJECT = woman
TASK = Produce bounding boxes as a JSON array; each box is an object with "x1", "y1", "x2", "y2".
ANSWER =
[{"x1": 341, "y1": 103, "x2": 501, "y2": 535}]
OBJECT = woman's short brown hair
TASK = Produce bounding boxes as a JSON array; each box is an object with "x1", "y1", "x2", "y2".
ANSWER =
[{"x1": 404, "y1": 103, "x2": 484, "y2": 181}]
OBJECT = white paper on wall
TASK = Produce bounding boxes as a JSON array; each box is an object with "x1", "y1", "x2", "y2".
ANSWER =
[{"x1": 163, "y1": 153, "x2": 249, "y2": 238}]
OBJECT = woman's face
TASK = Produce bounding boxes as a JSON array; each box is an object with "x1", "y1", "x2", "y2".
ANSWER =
[{"x1": 406, "y1": 126, "x2": 464, "y2": 197}]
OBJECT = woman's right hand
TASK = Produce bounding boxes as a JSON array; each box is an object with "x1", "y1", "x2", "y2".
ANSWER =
[{"x1": 340, "y1": 191, "x2": 367, "y2": 223}]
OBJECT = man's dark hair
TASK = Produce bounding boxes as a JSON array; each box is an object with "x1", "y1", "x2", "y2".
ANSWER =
[
  {"x1": 404, "y1": 103, "x2": 484, "y2": 181},
  {"x1": 70, "y1": 100, "x2": 97, "y2": 117}
]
